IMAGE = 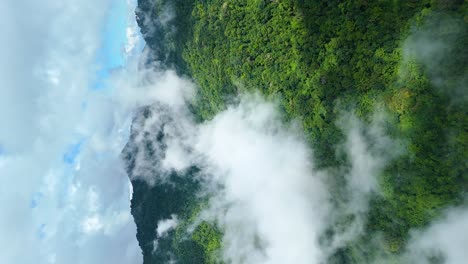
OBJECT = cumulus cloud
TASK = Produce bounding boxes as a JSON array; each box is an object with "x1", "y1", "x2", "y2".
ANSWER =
[
  {"x1": 4, "y1": 1, "x2": 463, "y2": 264},
  {"x1": 120, "y1": 8, "x2": 464, "y2": 264},
  {"x1": 191, "y1": 94, "x2": 330, "y2": 263},
  {"x1": 0, "y1": 1, "x2": 145, "y2": 263},
  {"x1": 125, "y1": 82, "x2": 403, "y2": 263}
]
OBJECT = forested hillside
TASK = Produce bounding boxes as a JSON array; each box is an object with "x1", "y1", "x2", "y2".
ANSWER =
[{"x1": 130, "y1": 0, "x2": 467, "y2": 263}]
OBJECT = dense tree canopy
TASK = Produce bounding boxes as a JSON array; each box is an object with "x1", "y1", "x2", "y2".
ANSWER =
[{"x1": 132, "y1": 0, "x2": 467, "y2": 262}]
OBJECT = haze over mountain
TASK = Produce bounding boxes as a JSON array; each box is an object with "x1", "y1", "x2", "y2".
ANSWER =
[
  {"x1": 128, "y1": 1, "x2": 467, "y2": 263},
  {"x1": 0, "y1": 0, "x2": 466, "y2": 264}
]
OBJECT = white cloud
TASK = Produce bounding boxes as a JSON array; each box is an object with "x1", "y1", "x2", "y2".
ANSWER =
[
  {"x1": 124, "y1": 0, "x2": 143, "y2": 57},
  {"x1": 82, "y1": 215, "x2": 104, "y2": 234},
  {"x1": 404, "y1": 207, "x2": 468, "y2": 264},
  {"x1": 157, "y1": 215, "x2": 179, "y2": 237},
  {"x1": 3, "y1": 1, "x2": 462, "y2": 263},
  {"x1": 193, "y1": 95, "x2": 330, "y2": 264},
  {"x1": 123, "y1": 89, "x2": 401, "y2": 263},
  {"x1": 125, "y1": 26, "x2": 140, "y2": 55},
  {"x1": 116, "y1": 8, "x2": 464, "y2": 264},
  {"x1": 0, "y1": 1, "x2": 142, "y2": 263},
  {"x1": 401, "y1": 13, "x2": 467, "y2": 103}
]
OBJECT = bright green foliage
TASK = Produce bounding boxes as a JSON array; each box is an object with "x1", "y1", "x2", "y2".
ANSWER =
[
  {"x1": 172, "y1": 203, "x2": 223, "y2": 263},
  {"x1": 134, "y1": 0, "x2": 468, "y2": 262},
  {"x1": 184, "y1": 0, "x2": 434, "y2": 168},
  {"x1": 177, "y1": 1, "x2": 467, "y2": 258},
  {"x1": 191, "y1": 221, "x2": 223, "y2": 263}
]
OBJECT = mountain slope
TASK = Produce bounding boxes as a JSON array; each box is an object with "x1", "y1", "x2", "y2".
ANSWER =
[{"x1": 128, "y1": 0, "x2": 467, "y2": 263}]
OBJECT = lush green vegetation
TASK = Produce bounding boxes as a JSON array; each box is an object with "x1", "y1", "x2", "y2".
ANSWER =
[
  {"x1": 133, "y1": 0, "x2": 467, "y2": 262},
  {"x1": 122, "y1": 106, "x2": 214, "y2": 263}
]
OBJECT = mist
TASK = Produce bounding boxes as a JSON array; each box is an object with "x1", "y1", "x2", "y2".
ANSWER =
[
  {"x1": 402, "y1": 12, "x2": 467, "y2": 103},
  {"x1": 2, "y1": 1, "x2": 465, "y2": 263},
  {"x1": 124, "y1": 79, "x2": 405, "y2": 263}
]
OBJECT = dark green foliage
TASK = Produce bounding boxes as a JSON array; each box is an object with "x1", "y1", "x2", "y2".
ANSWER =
[
  {"x1": 129, "y1": 174, "x2": 202, "y2": 263},
  {"x1": 131, "y1": 0, "x2": 467, "y2": 262},
  {"x1": 136, "y1": 0, "x2": 196, "y2": 74},
  {"x1": 183, "y1": 0, "x2": 433, "y2": 168},
  {"x1": 178, "y1": 1, "x2": 467, "y2": 257},
  {"x1": 122, "y1": 106, "x2": 212, "y2": 263}
]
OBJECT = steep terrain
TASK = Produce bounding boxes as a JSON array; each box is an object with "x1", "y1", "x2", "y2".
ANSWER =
[{"x1": 127, "y1": 0, "x2": 467, "y2": 263}]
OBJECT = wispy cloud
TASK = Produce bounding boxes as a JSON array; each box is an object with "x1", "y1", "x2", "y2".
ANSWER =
[
  {"x1": 404, "y1": 206, "x2": 468, "y2": 264},
  {"x1": 2, "y1": 1, "x2": 464, "y2": 263},
  {"x1": 123, "y1": 79, "x2": 403, "y2": 263},
  {"x1": 401, "y1": 12, "x2": 467, "y2": 103},
  {"x1": 0, "y1": 1, "x2": 142, "y2": 263},
  {"x1": 195, "y1": 96, "x2": 330, "y2": 263}
]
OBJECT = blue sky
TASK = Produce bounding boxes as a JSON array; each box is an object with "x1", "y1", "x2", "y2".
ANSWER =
[
  {"x1": 72, "y1": 0, "x2": 141, "y2": 165},
  {"x1": 101, "y1": 0, "x2": 127, "y2": 68},
  {"x1": 63, "y1": 139, "x2": 85, "y2": 164},
  {"x1": 66, "y1": 1, "x2": 128, "y2": 163},
  {"x1": 0, "y1": 1, "x2": 143, "y2": 263},
  {"x1": 94, "y1": 0, "x2": 134, "y2": 89}
]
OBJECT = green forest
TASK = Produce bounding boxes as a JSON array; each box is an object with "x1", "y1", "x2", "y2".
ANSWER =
[{"x1": 130, "y1": 0, "x2": 467, "y2": 263}]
